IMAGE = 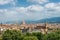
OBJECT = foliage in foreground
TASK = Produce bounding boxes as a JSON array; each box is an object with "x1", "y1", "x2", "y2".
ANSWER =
[
  {"x1": 1, "y1": 29, "x2": 60, "y2": 40},
  {"x1": 23, "y1": 36, "x2": 38, "y2": 40}
]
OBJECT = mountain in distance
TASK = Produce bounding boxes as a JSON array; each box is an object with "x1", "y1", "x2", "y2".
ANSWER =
[
  {"x1": 26, "y1": 17, "x2": 60, "y2": 24},
  {"x1": 5, "y1": 17, "x2": 60, "y2": 24},
  {"x1": 36, "y1": 17, "x2": 60, "y2": 23}
]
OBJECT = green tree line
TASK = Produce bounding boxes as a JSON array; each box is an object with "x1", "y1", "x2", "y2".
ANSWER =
[{"x1": 0, "y1": 29, "x2": 60, "y2": 40}]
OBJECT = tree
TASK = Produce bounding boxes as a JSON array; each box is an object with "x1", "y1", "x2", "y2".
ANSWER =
[
  {"x1": 23, "y1": 36, "x2": 38, "y2": 40},
  {"x1": 42, "y1": 34, "x2": 48, "y2": 40},
  {"x1": 25, "y1": 32, "x2": 32, "y2": 36},
  {"x1": 32, "y1": 32, "x2": 43, "y2": 40},
  {"x1": 47, "y1": 32, "x2": 59, "y2": 40},
  {"x1": 2, "y1": 29, "x2": 23, "y2": 40}
]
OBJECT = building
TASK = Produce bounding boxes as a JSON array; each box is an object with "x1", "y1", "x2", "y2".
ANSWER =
[{"x1": 0, "y1": 21, "x2": 60, "y2": 34}]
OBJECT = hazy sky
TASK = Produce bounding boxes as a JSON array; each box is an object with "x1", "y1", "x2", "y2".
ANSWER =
[{"x1": 0, "y1": 0, "x2": 60, "y2": 23}]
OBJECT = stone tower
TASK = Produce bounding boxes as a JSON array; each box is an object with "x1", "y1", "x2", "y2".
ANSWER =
[
  {"x1": 22, "y1": 20, "x2": 26, "y2": 25},
  {"x1": 45, "y1": 23, "x2": 48, "y2": 34}
]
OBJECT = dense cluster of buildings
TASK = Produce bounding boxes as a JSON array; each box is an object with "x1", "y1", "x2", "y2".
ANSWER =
[{"x1": 0, "y1": 21, "x2": 60, "y2": 34}]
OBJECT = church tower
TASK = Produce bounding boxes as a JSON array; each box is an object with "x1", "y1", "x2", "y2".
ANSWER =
[
  {"x1": 22, "y1": 20, "x2": 26, "y2": 25},
  {"x1": 45, "y1": 23, "x2": 48, "y2": 34}
]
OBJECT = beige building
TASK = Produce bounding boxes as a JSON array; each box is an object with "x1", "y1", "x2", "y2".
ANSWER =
[{"x1": 0, "y1": 21, "x2": 60, "y2": 34}]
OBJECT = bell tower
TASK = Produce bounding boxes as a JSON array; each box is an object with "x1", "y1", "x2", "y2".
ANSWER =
[
  {"x1": 45, "y1": 22, "x2": 48, "y2": 34},
  {"x1": 21, "y1": 20, "x2": 26, "y2": 25}
]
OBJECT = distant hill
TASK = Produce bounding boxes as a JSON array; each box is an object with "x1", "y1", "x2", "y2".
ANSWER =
[
  {"x1": 5, "y1": 17, "x2": 60, "y2": 24},
  {"x1": 23, "y1": 17, "x2": 60, "y2": 24},
  {"x1": 36, "y1": 17, "x2": 60, "y2": 23}
]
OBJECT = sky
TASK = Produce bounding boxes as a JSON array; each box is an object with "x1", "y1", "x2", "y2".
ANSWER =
[{"x1": 0, "y1": 0, "x2": 60, "y2": 23}]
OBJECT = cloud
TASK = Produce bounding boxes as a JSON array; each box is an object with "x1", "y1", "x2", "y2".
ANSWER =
[
  {"x1": 0, "y1": 5, "x2": 44, "y2": 22},
  {"x1": 0, "y1": 0, "x2": 16, "y2": 5},
  {"x1": 27, "y1": 5, "x2": 44, "y2": 12},
  {"x1": 27, "y1": 0, "x2": 49, "y2": 4},
  {"x1": 0, "y1": 2, "x2": 60, "y2": 22},
  {"x1": 45, "y1": 2, "x2": 60, "y2": 12}
]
